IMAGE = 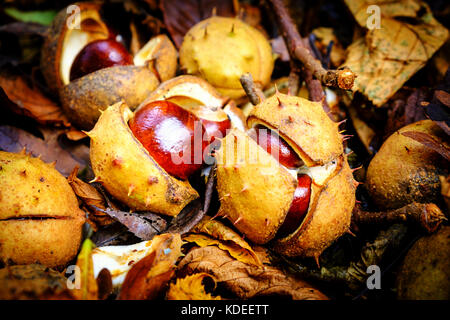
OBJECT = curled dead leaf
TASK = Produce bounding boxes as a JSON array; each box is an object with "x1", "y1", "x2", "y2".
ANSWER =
[
  {"x1": 0, "y1": 73, "x2": 69, "y2": 126},
  {"x1": 178, "y1": 246, "x2": 328, "y2": 300},
  {"x1": 67, "y1": 166, "x2": 114, "y2": 228},
  {"x1": 184, "y1": 216, "x2": 262, "y2": 267}
]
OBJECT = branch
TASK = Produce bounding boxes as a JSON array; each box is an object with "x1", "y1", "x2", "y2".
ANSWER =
[
  {"x1": 240, "y1": 73, "x2": 265, "y2": 105},
  {"x1": 352, "y1": 202, "x2": 447, "y2": 234},
  {"x1": 266, "y1": 0, "x2": 356, "y2": 90}
]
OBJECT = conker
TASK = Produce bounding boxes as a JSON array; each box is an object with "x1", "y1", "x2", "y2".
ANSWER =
[
  {"x1": 70, "y1": 39, "x2": 133, "y2": 81},
  {"x1": 202, "y1": 118, "x2": 231, "y2": 143},
  {"x1": 253, "y1": 126, "x2": 303, "y2": 169},
  {"x1": 129, "y1": 100, "x2": 208, "y2": 180},
  {"x1": 276, "y1": 174, "x2": 312, "y2": 238}
]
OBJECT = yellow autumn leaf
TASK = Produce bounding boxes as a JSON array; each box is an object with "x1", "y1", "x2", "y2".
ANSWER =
[
  {"x1": 72, "y1": 238, "x2": 98, "y2": 300},
  {"x1": 167, "y1": 273, "x2": 221, "y2": 300},
  {"x1": 184, "y1": 216, "x2": 262, "y2": 266},
  {"x1": 342, "y1": 0, "x2": 448, "y2": 106}
]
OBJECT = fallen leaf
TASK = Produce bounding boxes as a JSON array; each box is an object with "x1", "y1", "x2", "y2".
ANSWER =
[
  {"x1": 71, "y1": 239, "x2": 98, "y2": 300},
  {"x1": 0, "y1": 74, "x2": 69, "y2": 126},
  {"x1": 0, "y1": 125, "x2": 90, "y2": 177},
  {"x1": 167, "y1": 273, "x2": 221, "y2": 300},
  {"x1": 160, "y1": 0, "x2": 237, "y2": 48},
  {"x1": 401, "y1": 130, "x2": 450, "y2": 161},
  {"x1": 343, "y1": 0, "x2": 449, "y2": 106},
  {"x1": 165, "y1": 199, "x2": 205, "y2": 235},
  {"x1": 178, "y1": 246, "x2": 328, "y2": 300},
  {"x1": 92, "y1": 206, "x2": 167, "y2": 241},
  {"x1": 67, "y1": 167, "x2": 114, "y2": 228},
  {"x1": 118, "y1": 233, "x2": 182, "y2": 300},
  {"x1": 184, "y1": 216, "x2": 262, "y2": 266}
]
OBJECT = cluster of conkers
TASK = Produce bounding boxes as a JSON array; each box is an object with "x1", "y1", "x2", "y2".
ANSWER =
[
  {"x1": 87, "y1": 76, "x2": 242, "y2": 216},
  {"x1": 40, "y1": 2, "x2": 177, "y2": 130}
]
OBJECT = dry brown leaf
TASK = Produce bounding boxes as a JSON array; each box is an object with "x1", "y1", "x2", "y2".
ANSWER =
[
  {"x1": 0, "y1": 74, "x2": 69, "y2": 126},
  {"x1": 184, "y1": 216, "x2": 262, "y2": 266},
  {"x1": 0, "y1": 125, "x2": 90, "y2": 177},
  {"x1": 167, "y1": 273, "x2": 221, "y2": 300},
  {"x1": 117, "y1": 233, "x2": 182, "y2": 300},
  {"x1": 71, "y1": 239, "x2": 98, "y2": 300},
  {"x1": 67, "y1": 167, "x2": 114, "y2": 228},
  {"x1": 343, "y1": 0, "x2": 449, "y2": 106},
  {"x1": 178, "y1": 246, "x2": 328, "y2": 300}
]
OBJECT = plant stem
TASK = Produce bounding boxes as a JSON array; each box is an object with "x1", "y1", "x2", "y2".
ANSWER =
[
  {"x1": 240, "y1": 73, "x2": 265, "y2": 105},
  {"x1": 352, "y1": 202, "x2": 447, "y2": 234},
  {"x1": 266, "y1": 0, "x2": 356, "y2": 90}
]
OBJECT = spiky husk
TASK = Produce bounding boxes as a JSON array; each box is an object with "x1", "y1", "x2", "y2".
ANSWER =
[
  {"x1": 40, "y1": 2, "x2": 109, "y2": 94},
  {"x1": 215, "y1": 128, "x2": 297, "y2": 244},
  {"x1": 88, "y1": 101, "x2": 199, "y2": 216},
  {"x1": 137, "y1": 75, "x2": 228, "y2": 113},
  {"x1": 247, "y1": 93, "x2": 343, "y2": 166},
  {"x1": 272, "y1": 159, "x2": 356, "y2": 259},
  {"x1": 179, "y1": 17, "x2": 274, "y2": 99},
  {"x1": 0, "y1": 151, "x2": 85, "y2": 267},
  {"x1": 216, "y1": 94, "x2": 356, "y2": 258}
]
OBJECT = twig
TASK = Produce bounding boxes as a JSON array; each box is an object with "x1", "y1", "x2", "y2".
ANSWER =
[
  {"x1": 266, "y1": 0, "x2": 356, "y2": 90},
  {"x1": 352, "y1": 202, "x2": 447, "y2": 234},
  {"x1": 240, "y1": 73, "x2": 265, "y2": 105}
]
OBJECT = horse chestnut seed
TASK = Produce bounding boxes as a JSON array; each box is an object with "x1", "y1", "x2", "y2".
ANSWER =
[
  {"x1": 70, "y1": 39, "x2": 133, "y2": 81},
  {"x1": 129, "y1": 100, "x2": 208, "y2": 180},
  {"x1": 253, "y1": 126, "x2": 303, "y2": 169},
  {"x1": 201, "y1": 118, "x2": 231, "y2": 143},
  {"x1": 276, "y1": 174, "x2": 312, "y2": 238}
]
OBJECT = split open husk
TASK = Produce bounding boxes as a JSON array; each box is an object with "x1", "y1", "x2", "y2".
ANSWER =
[
  {"x1": 87, "y1": 101, "x2": 199, "y2": 216},
  {"x1": 215, "y1": 93, "x2": 356, "y2": 259},
  {"x1": 41, "y1": 3, "x2": 177, "y2": 130}
]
